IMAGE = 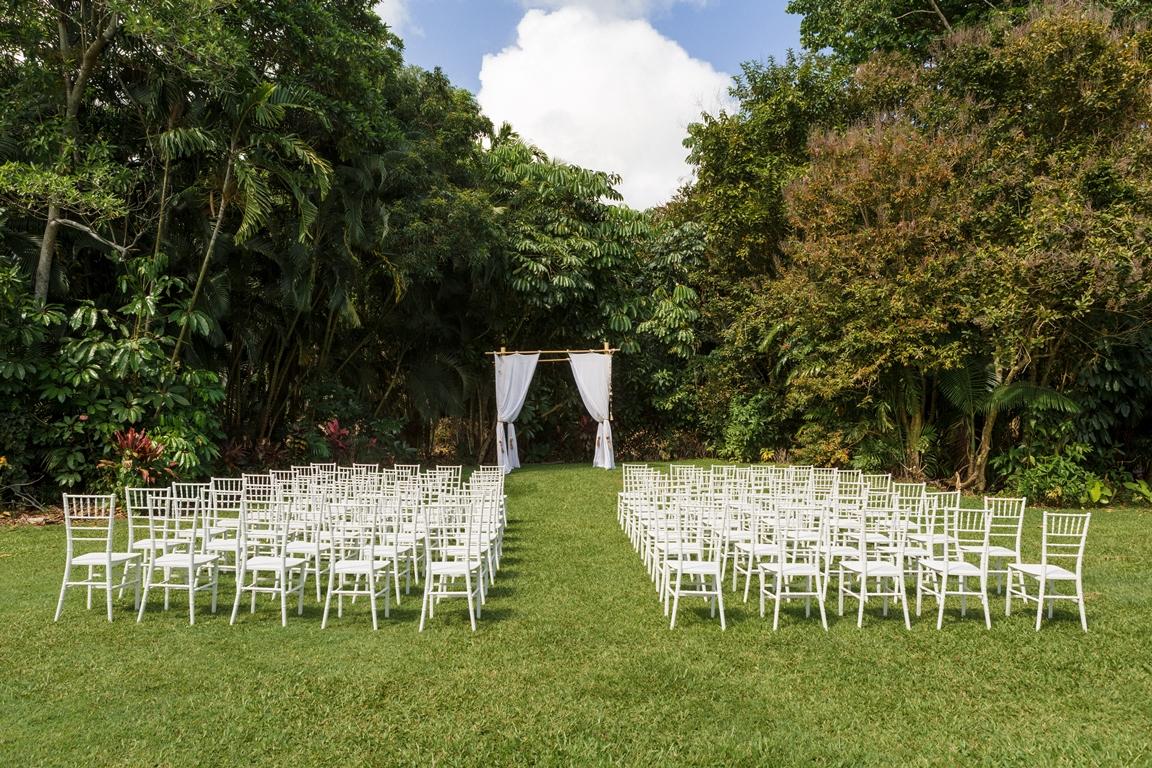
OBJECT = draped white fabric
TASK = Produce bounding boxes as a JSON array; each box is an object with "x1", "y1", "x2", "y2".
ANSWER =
[
  {"x1": 569, "y1": 352, "x2": 615, "y2": 469},
  {"x1": 494, "y1": 353, "x2": 539, "y2": 474}
]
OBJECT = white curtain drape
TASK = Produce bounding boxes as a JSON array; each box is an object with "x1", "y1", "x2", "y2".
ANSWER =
[
  {"x1": 569, "y1": 352, "x2": 614, "y2": 469},
  {"x1": 494, "y1": 353, "x2": 539, "y2": 474}
]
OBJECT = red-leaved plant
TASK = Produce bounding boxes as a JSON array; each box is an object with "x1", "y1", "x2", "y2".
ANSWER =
[
  {"x1": 319, "y1": 418, "x2": 351, "y2": 457},
  {"x1": 97, "y1": 427, "x2": 176, "y2": 488}
]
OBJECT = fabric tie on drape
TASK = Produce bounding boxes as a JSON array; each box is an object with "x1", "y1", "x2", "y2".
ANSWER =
[
  {"x1": 569, "y1": 352, "x2": 614, "y2": 470},
  {"x1": 494, "y1": 353, "x2": 539, "y2": 474}
]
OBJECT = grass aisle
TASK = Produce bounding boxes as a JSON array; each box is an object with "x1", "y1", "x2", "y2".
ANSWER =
[{"x1": 1, "y1": 464, "x2": 1150, "y2": 766}]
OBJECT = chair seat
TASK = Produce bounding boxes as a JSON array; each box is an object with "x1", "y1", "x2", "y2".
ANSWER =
[
  {"x1": 154, "y1": 552, "x2": 220, "y2": 568},
  {"x1": 761, "y1": 562, "x2": 820, "y2": 577},
  {"x1": 333, "y1": 558, "x2": 392, "y2": 574},
  {"x1": 920, "y1": 558, "x2": 981, "y2": 577},
  {"x1": 666, "y1": 559, "x2": 722, "y2": 576},
  {"x1": 131, "y1": 538, "x2": 172, "y2": 551},
  {"x1": 840, "y1": 560, "x2": 901, "y2": 578},
  {"x1": 654, "y1": 542, "x2": 704, "y2": 556},
  {"x1": 960, "y1": 545, "x2": 1019, "y2": 558},
  {"x1": 1010, "y1": 563, "x2": 1077, "y2": 580},
  {"x1": 242, "y1": 555, "x2": 307, "y2": 570},
  {"x1": 363, "y1": 545, "x2": 413, "y2": 559},
  {"x1": 72, "y1": 552, "x2": 140, "y2": 566},
  {"x1": 886, "y1": 545, "x2": 930, "y2": 559},
  {"x1": 287, "y1": 540, "x2": 332, "y2": 554},
  {"x1": 428, "y1": 559, "x2": 483, "y2": 576},
  {"x1": 205, "y1": 537, "x2": 239, "y2": 551},
  {"x1": 909, "y1": 532, "x2": 954, "y2": 545},
  {"x1": 732, "y1": 541, "x2": 774, "y2": 555}
]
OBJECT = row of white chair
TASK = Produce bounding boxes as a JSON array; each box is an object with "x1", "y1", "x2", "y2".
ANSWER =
[
  {"x1": 53, "y1": 464, "x2": 508, "y2": 632},
  {"x1": 619, "y1": 464, "x2": 1091, "y2": 631}
]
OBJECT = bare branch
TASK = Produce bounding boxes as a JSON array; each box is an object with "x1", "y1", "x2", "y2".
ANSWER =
[
  {"x1": 927, "y1": 0, "x2": 954, "y2": 33},
  {"x1": 52, "y1": 217, "x2": 129, "y2": 253}
]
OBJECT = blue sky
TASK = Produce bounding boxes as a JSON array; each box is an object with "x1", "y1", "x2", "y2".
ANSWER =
[
  {"x1": 397, "y1": 1, "x2": 803, "y2": 93},
  {"x1": 374, "y1": 1, "x2": 804, "y2": 209}
]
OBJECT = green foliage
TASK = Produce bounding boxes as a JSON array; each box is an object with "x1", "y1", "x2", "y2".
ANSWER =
[
  {"x1": 1122, "y1": 479, "x2": 1152, "y2": 504},
  {"x1": 717, "y1": 393, "x2": 776, "y2": 462},
  {"x1": 3, "y1": 0, "x2": 1152, "y2": 496},
  {"x1": 675, "y1": 1, "x2": 1152, "y2": 488},
  {"x1": 992, "y1": 442, "x2": 1114, "y2": 507}
]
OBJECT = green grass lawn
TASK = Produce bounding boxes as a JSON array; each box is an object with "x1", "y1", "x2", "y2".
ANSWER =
[{"x1": 1, "y1": 464, "x2": 1150, "y2": 766}]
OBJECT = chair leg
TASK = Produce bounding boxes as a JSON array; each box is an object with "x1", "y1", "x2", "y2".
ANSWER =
[
  {"x1": 314, "y1": 554, "x2": 323, "y2": 602},
  {"x1": 321, "y1": 568, "x2": 336, "y2": 629},
  {"x1": 464, "y1": 571, "x2": 477, "y2": 632},
  {"x1": 1034, "y1": 578, "x2": 1046, "y2": 631},
  {"x1": 279, "y1": 575, "x2": 289, "y2": 627},
  {"x1": 856, "y1": 576, "x2": 867, "y2": 628},
  {"x1": 936, "y1": 574, "x2": 947, "y2": 630},
  {"x1": 669, "y1": 571, "x2": 682, "y2": 629},
  {"x1": 1077, "y1": 578, "x2": 1088, "y2": 632},
  {"x1": 899, "y1": 576, "x2": 911, "y2": 630},
  {"x1": 816, "y1": 572, "x2": 829, "y2": 631},
  {"x1": 915, "y1": 565, "x2": 923, "y2": 617},
  {"x1": 384, "y1": 570, "x2": 392, "y2": 619},
  {"x1": 54, "y1": 565, "x2": 70, "y2": 622},
  {"x1": 772, "y1": 573, "x2": 783, "y2": 631},
  {"x1": 837, "y1": 566, "x2": 846, "y2": 616},
  {"x1": 105, "y1": 566, "x2": 114, "y2": 622},
  {"x1": 188, "y1": 567, "x2": 198, "y2": 625},
  {"x1": 716, "y1": 574, "x2": 726, "y2": 631},
  {"x1": 418, "y1": 581, "x2": 430, "y2": 632},
  {"x1": 980, "y1": 576, "x2": 991, "y2": 630},
  {"x1": 369, "y1": 572, "x2": 379, "y2": 631},
  {"x1": 133, "y1": 561, "x2": 142, "y2": 612}
]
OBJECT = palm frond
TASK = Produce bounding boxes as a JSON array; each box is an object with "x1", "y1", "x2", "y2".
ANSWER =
[{"x1": 988, "y1": 383, "x2": 1080, "y2": 414}]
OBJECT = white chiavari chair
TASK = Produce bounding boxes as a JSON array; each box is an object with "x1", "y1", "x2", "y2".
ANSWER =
[
  {"x1": 1007, "y1": 511, "x2": 1090, "y2": 631},
  {"x1": 54, "y1": 494, "x2": 141, "y2": 622}
]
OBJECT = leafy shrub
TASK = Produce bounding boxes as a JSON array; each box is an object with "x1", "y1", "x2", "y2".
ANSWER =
[
  {"x1": 95, "y1": 428, "x2": 176, "y2": 491},
  {"x1": 790, "y1": 422, "x2": 852, "y2": 467},
  {"x1": 995, "y1": 443, "x2": 1113, "y2": 507},
  {"x1": 718, "y1": 393, "x2": 779, "y2": 462}
]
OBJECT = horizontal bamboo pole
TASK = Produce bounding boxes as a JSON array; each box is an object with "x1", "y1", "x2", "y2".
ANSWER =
[{"x1": 486, "y1": 345, "x2": 618, "y2": 356}]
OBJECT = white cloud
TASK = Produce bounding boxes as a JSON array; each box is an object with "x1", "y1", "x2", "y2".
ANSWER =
[
  {"x1": 520, "y1": 0, "x2": 707, "y2": 18},
  {"x1": 374, "y1": 0, "x2": 414, "y2": 37},
  {"x1": 478, "y1": 7, "x2": 731, "y2": 209}
]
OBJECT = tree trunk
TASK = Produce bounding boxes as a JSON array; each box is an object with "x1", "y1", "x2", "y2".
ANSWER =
[
  {"x1": 36, "y1": 8, "x2": 121, "y2": 303},
  {"x1": 962, "y1": 347, "x2": 1032, "y2": 491},
  {"x1": 170, "y1": 156, "x2": 233, "y2": 367},
  {"x1": 35, "y1": 208, "x2": 61, "y2": 304},
  {"x1": 965, "y1": 408, "x2": 999, "y2": 492}
]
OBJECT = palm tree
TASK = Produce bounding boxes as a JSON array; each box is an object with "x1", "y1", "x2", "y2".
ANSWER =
[
  {"x1": 169, "y1": 81, "x2": 332, "y2": 366},
  {"x1": 939, "y1": 358, "x2": 1079, "y2": 490}
]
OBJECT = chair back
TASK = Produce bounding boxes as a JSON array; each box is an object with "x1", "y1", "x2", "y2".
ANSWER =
[
  {"x1": 984, "y1": 495, "x2": 1026, "y2": 553},
  {"x1": 1041, "y1": 511, "x2": 1090, "y2": 575},
  {"x1": 62, "y1": 494, "x2": 117, "y2": 559},
  {"x1": 125, "y1": 486, "x2": 169, "y2": 545},
  {"x1": 949, "y1": 506, "x2": 992, "y2": 572}
]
